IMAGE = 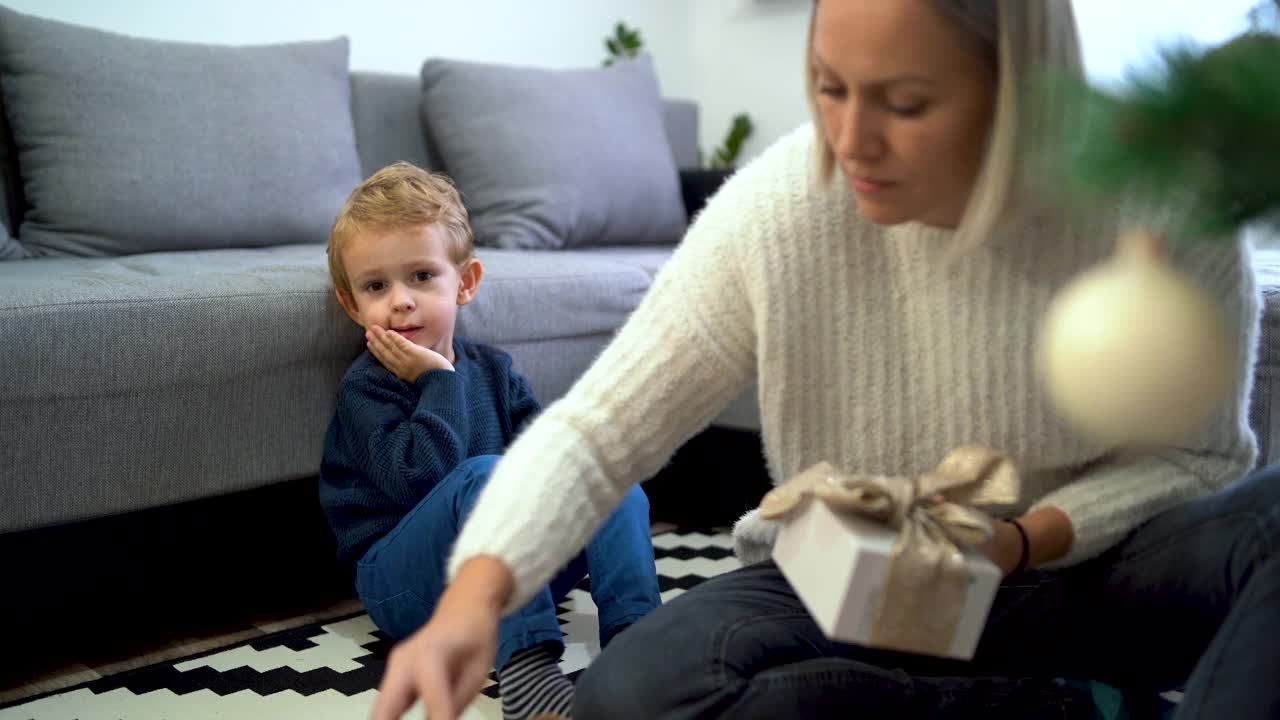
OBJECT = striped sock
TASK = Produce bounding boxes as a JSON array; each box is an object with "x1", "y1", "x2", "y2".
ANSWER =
[{"x1": 498, "y1": 645, "x2": 574, "y2": 720}]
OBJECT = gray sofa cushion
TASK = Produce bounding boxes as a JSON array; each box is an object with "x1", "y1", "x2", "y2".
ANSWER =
[
  {"x1": 0, "y1": 6, "x2": 362, "y2": 258},
  {"x1": 0, "y1": 244, "x2": 655, "y2": 531},
  {"x1": 581, "y1": 246, "x2": 676, "y2": 279},
  {"x1": 0, "y1": 244, "x2": 358, "y2": 532},
  {"x1": 420, "y1": 55, "x2": 687, "y2": 250},
  {"x1": 459, "y1": 248, "x2": 653, "y2": 346},
  {"x1": 0, "y1": 86, "x2": 21, "y2": 260},
  {"x1": 459, "y1": 248, "x2": 656, "y2": 408},
  {"x1": 349, "y1": 71, "x2": 701, "y2": 179},
  {"x1": 0, "y1": 232, "x2": 16, "y2": 260}
]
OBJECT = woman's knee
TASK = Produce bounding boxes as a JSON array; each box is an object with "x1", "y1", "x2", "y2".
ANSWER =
[
  {"x1": 1239, "y1": 463, "x2": 1280, "y2": 496},
  {"x1": 1202, "y1": 466, "x2": 1280, "y2": 590},
  {"x1": 1226, "y1": 467, "x2": 1280, "y2": 542},
  {"x1": 577, "y1": 564, "x2": 803, "y2": 719},
  {"x1": 573, "y1": 611, "x2": 700, "y2": 720}
]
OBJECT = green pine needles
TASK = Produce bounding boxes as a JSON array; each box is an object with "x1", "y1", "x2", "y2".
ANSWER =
[{"x1": 1048, "y1": 28, "x2": 1280, "y2": 239}]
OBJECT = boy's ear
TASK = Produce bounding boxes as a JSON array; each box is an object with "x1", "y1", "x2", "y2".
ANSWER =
[
  {"x1": 457, "y1": 258, "x2": 483, "y2": 306},
  {"x1": 335, "y1": 288, "x2": 363, "y2": 326}
]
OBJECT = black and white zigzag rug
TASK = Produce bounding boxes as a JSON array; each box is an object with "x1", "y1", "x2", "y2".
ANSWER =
[{"x1": 1, "y1": 529, "x2": 739, "y2": 720}]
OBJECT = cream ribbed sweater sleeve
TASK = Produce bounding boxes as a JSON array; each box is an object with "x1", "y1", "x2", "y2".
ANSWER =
[
  {"x1": 444, "y1": 143, "x2": 791, "y2": 611},
  {"x1": 1034, "y1": 235, "x2": 1261, "y2": 566}
]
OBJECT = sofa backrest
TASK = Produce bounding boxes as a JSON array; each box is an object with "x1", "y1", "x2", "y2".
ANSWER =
[
  {"x1": 0, "y1": 90, "x2": 21, "y2": 242},
  {"x1": 349, "y1": 71, "x2": 438, "y2": 179},
  {"x1": 0, "y1": 70, "x2": 703, "y2": 236},
  {"x1": 348, "y1": 70, "x2": 702, "y2": 181}
]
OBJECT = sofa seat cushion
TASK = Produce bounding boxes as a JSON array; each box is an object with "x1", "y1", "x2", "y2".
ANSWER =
[
  {"x1": 0, "y1": 245, "x2": 357, "y2": 392},
  {"x1": 0, "y1": 245, "x2": 657, "y2": 531},
  {"x1": 459, "y1": 248, "x2": 664, "y2": 407},
  {"x1": 0, "y1": 245, "x2": 357, "y2": 532},
  {"x1": 457, "y1": 248, "x2": 656, "y2": 347},
  {"x1": 578, "y1": 246, "x2": 676, "y2": 280}
]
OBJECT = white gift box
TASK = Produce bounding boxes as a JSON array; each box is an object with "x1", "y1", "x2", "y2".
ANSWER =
[{"x1": 772, "y1": 494, "x2": 1002, "y2": 660}]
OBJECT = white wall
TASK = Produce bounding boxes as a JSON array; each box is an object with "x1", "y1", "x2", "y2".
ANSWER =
[
  {"x1": 1073, "y1": 0, "x2": 1261, "y2": 85},
  {"x1": 7, "y1": 1, "x2": 1270, "y2": 165},
  {"x1": 686, "y1": 0, "x2": 1267, "y2": 162},
  {"x1": 689, "y1": 0, "x2": 811, "y2": 164},
  {"x1": 686, "y1": 0, "x2": 1264, "y2": 162},
  {"x1": 5, "y1": 1, "x2": 697, "y2": 101}
]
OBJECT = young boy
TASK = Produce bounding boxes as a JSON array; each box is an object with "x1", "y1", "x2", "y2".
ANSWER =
[{"x1": 319, "y1": 163, "x2": 661, "y2": 720}]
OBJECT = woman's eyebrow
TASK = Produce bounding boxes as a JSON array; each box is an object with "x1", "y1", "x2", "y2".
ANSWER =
[{"x1": 810, "y1": 52, "x2": 936, "y2": 89}]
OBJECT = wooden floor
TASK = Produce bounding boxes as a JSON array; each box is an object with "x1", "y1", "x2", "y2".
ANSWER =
[
  {"x1": 2, "y1": 520, "x2": 681, "y2": 706},
  {"x1": 0, "y1": 476, "x2": 361, "y2": 705},
  {"x1": 1, "y1": 594, "x2": 364, "y2": 705}
]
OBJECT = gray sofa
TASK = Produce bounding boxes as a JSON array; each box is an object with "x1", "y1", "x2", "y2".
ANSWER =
[{"x1": 0, "y1": 64, "x2": 768, "y2": 536}]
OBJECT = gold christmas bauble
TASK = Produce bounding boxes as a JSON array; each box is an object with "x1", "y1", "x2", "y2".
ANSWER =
[{"x1": 1037, "y1": 229, "x2": 1233, "y2": 446}]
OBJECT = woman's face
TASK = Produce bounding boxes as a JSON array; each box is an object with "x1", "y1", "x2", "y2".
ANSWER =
[{"x1": 812, "y1": 0, "x2": 996, "y2": 228}]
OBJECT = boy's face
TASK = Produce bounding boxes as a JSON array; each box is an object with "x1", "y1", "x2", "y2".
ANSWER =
[{"x1": 336, "y1": 224, "x2": 480, "y2": 359}]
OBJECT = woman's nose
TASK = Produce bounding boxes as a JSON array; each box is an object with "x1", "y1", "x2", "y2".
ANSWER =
[{"x1": 833, "y1": 102, "x2": 884, "y2": 163}]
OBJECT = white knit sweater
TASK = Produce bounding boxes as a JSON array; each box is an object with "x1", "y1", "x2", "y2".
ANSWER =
[{"x1": 450, "y1": 125, "x2": 1260, "y2": 611}]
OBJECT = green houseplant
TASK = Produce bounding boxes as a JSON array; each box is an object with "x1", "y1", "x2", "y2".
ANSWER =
[
  {"x1": 603, "y1": 22, "x2": 643, "y2": 67},
  {"x1": 709, "y1": 113, "x2": 755, "y2": 170}
]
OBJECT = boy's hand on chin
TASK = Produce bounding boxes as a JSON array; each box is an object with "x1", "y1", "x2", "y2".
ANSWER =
[{"x1": 366, "y1": 325, "x2": 453, "y2": 383}]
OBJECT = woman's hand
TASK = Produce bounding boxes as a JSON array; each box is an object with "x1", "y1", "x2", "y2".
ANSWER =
[
  {"x1": 367, "y1": 325, "x2": 453, "y2": 383},
  {"x1": 977, "y1": 507, "x2": 1075, "y2": 577},
  {"x1": 976, "y1": 518, "x2": 1023, "y2": 576},
  {"x1": 371, "y1": 556, "x2": 514, "y2": 720}
]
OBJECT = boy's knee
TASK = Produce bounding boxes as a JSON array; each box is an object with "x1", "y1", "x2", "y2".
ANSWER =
[
  {"x1": 454, "y1": 453, "x2": 501, "y2": 479},
  {"x1": 620, "y1": 484, "x2": 650, "y2": 514},
  {"x1": 443, "y1": 454, "x2": 500, "y2": 492},
  {"x1": 442, "y1": 454, "x2": 501, "y2": 515}
]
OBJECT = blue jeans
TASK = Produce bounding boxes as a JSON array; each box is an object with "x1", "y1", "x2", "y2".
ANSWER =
[
  {"x1": 355, "y1": 454, "x2": 661, "y2": 671},
  {"x1": 575, "y1": 466, "x2": 1280, "y2": 719}
]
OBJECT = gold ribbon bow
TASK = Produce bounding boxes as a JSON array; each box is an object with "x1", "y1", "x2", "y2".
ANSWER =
[{"x1": 759, "y1": 445, "x2": 1020, "y2": 656}]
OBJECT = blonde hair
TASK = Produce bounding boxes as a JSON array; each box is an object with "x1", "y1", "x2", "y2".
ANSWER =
[
  {"x1": 328, "y1": 162, "x2": 475, "y2": 303},
  {"x1": 806, "y1": 0, "x2": 1084, "y2": 248}
]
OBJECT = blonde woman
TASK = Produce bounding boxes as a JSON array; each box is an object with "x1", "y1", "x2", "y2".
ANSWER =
[{"x1": 374, "y1": 1, "x2": 1280, "y2": 718}]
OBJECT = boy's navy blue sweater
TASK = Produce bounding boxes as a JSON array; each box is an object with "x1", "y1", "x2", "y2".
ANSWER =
[{"x1": 319, "y1": 338, "x2": 540, "y2": 567}]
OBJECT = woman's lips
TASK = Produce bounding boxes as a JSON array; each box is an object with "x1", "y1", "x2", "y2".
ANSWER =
[{"x1": 850, "y1": 176, "x2": 897, "y2": 195}]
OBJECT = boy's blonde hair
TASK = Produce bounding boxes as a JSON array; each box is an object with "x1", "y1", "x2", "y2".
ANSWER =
[
  {"x1": 806, "y1": 0, "x2": 1084, "y2": 248},
  {"x1": 329, "y1": 162, "x2": 474, "y2": 303}
]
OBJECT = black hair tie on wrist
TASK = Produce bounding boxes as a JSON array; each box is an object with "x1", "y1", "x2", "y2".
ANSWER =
[{"x1": 1005, "y1": 518, "x2": 1030, "y2": 575}]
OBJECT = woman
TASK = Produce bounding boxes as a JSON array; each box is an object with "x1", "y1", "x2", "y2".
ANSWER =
[{"x1": 373, "y1": 1, "x2": 1280, "y2": 718}]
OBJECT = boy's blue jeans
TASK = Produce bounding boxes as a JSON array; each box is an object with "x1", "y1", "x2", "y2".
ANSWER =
[{"x1": 354, "y1": 454, "x2": 661, "y2": 671}]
